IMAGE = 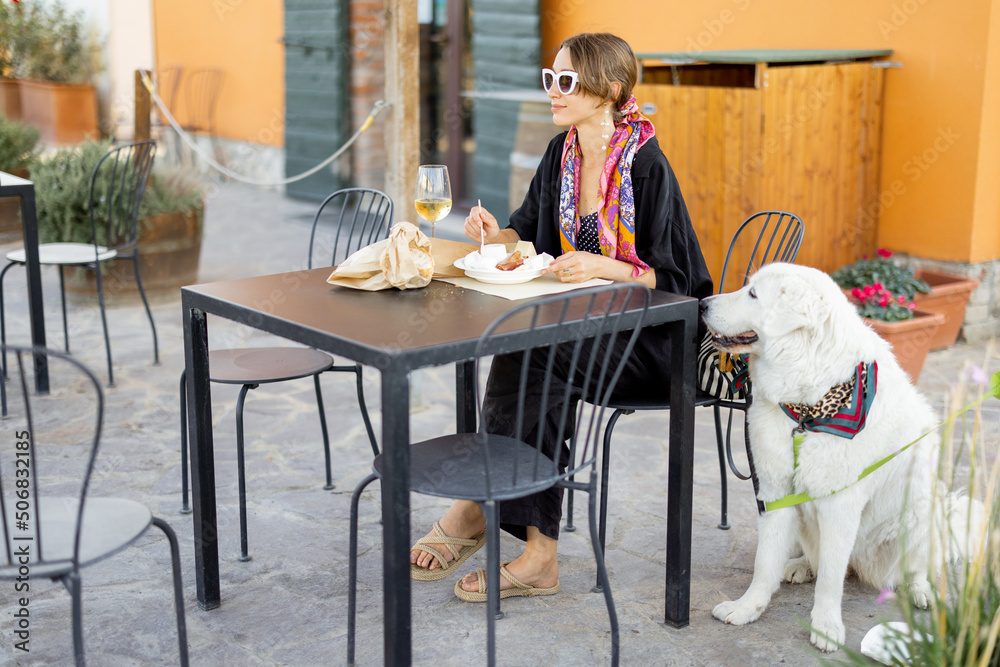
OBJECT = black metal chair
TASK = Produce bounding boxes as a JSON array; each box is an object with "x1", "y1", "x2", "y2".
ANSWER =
[
  {"x1": 564, "y1": 211, "x2": 804, "y2": 564},
  {"x1": 0, "y1": 141, "x2": 159, "y2": 388},
  {"x1": 180, "y1": 67, "x2": 222, "y2": 164},
  {"x1": 0, "y1": 345, "x2": 188, "y2": 666},
  {"x1": 153, "y1": 65, "x2": 184, "y2": 160},
  {"x1": 179, "y1": 187, "x2": 392, "y2": 562},
  {"x1": 347, "y1": 283, "x2": 652, "y2": 667}
]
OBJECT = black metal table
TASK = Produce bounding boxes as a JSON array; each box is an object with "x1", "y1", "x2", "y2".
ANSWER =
[
  {"x1": 182, "y1": 268, "x2": 698, "y2": 663},
  {"x1": 0, "y1": 170, "x2": 49, "y2": 393}
]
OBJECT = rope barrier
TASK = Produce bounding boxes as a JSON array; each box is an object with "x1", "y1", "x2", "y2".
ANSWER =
[{"x1": 139, "y1": 71, "x2": 389, "y2": 187}]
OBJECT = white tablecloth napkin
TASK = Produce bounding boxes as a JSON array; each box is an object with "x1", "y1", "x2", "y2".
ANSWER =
[{"x1": 434, "y1": 274, "x2": 612, "y2": 300}]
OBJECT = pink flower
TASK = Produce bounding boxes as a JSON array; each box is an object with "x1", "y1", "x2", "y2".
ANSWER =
[
  {"x1": 898, "y1": 294, "x2": 907, "y2": 304},
  {"x1": 876, "y1": 588, "x2": 896, "y2": 604},
  {"x1": 852, "y1": 287, "x2": 863, "y2": 299},
  {"x1": 877, "y1": 248, "x2": 893, "y2": 259},
  {"x1": 864, "y1": 285, "x2": 876, "y2": 296},
  {"x1": 873, "y1": 282, "x2": 883, "y2": 291},
  {"x1": 908, "y1": 303, "x2": 916, "y2": 310},
  {"x1": 879, "y1": 296, "x2": 890, "y2": 308}
]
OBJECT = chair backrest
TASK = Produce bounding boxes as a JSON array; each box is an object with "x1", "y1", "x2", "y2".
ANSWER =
[
  {"x1": 307, "y1": 188, "x2": 394, "y2": 269},
  {"x1": 717, "y1": 210, "x2": 804, "y2": 295},
  {"x1": 472, "y1": 283, "x2": 650, "y2": 500},
  {"x1": 183, "y1": 68, "x2": 223, "y2": 134},
  {"x1": 156, "y1": 66, "x2": 183, "y2": 118},
  {"x1": 0, "y1": 346, "x2": 104, "y2": 577},
  {"x1": 89, "y1": 140, "x2": 156, "y2": 252}
]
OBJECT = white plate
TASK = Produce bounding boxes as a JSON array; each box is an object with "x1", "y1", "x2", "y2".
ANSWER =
[
  {"x1": 453, "y1": 256, "x2": 545, "y2": 284},
  {"x1": 462, "y1": 265, "x2": 544, "y2": 284}
]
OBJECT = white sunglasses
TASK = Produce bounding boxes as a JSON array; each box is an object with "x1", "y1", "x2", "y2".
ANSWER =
[{"x1": 541, "y1": 68, "x2": 580, "y2": 95}]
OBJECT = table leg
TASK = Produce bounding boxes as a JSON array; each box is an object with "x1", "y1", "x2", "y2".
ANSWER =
[
  {"x1": 18, "y1": 188, "x2": 48, "y2": 394},
  {"x1": 664, "y1": 308, "x2": 696, "y2": 627},
  {"x1": 455, "y1": 360, "x2": 476, "y2": 433},
  {"x1": 184, "y1": 303, "x2": 220, "y2": 609},
  {"x1": 381, "y1": 365, "x2": 411, "y2": 664}
]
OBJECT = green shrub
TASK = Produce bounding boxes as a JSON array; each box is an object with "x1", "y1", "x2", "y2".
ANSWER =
[
  {"x1": 8, "y1": 1, "x2": 102, "y2": 84},
  {"x1": 139, "y1": 165, "x2": 204, "y2": 219},
  {"x1": 0, "y1": 116, "x2": 41, "y2": 172},
  {"x1": 32, "y1": 140, "x2": 204, "y2": 245},
  {"x1": 31, "y1": 139, "x2": 112, "y2": 244}
]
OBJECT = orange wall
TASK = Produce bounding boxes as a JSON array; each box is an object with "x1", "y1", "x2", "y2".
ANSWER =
[
  {"x1": 541, "y1": 0, "x2": 1000, "y2": 264},
  {"x1": 152, "y1": 0, "x2": 284, "y2": 147}
]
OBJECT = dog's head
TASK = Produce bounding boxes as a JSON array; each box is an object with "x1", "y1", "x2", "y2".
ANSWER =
[{"x1": 701, "y1": 263, "x2": 854, "y2": 356}]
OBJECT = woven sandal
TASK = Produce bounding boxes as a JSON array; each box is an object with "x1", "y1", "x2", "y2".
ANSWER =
[
  {"x1": 410, "y1": 521, "x2": 486, "y2": 582},
  {"x1": 454, "y1": 561, "x2": 561, "y2": 602}
]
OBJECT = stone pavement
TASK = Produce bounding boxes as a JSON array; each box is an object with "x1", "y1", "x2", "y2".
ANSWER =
[{"x1": 0, "y1": 181, "x2": 996, "y2": 666}]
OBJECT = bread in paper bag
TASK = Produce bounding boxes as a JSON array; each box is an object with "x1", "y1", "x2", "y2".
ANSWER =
[{"x1": 327, "y1": 221, "x2": 433, "y2": 291}]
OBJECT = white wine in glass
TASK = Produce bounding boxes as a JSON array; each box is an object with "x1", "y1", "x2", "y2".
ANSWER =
[{"x1": 414, "y1": 164, "x2": 452, "y2": 238}]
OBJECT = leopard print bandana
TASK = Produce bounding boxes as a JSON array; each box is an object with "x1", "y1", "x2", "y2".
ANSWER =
[{"x1": 779, "y1": 362, "x2": 877, "y2": 439}]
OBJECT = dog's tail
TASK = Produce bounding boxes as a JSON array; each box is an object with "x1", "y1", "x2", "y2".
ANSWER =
[{"x1": 933, "y1": 484, "x2": 987, "y2": 564}]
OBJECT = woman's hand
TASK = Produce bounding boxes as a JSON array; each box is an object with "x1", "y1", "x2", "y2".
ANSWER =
[
  {"x1": 543, "y1": 251, "x2": 605, "y2": 283},
  {"x1": 464, "y1": 204, "x2": 502, "y2": 244},
  {"x1": 543, "y1": 251, "x2": 657, "y2": 288}
]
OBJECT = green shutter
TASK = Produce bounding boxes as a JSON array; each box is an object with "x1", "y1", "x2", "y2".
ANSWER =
[
  {"x1": 284, "y1": 0, "x2": 349, "y2": 201},
  {"x1": 471, "y1": 0, "x2": 540, "y2": 220}
]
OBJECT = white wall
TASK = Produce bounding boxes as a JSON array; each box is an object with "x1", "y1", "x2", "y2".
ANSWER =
[{"x1": 40, "y1": 1, "x2": 154, "y2": 139}]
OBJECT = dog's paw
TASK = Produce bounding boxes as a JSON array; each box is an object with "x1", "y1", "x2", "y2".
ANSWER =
[
  {"x1": 713, "y1": 599, "x2": 765, "y2": 626},
  {"x1": 783, "y1": 556, "x2": 815, "y2": 583},
  {"x1": 909, "y1": 579, "x2": 933, "y2": 609},
  {"x1": 809, "y1": 613, "x2": 845, "y2": 653}
]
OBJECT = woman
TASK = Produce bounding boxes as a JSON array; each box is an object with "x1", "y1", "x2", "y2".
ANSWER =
[{"x1": 410, "y1": 32, "x2": 713, "y2": 600}]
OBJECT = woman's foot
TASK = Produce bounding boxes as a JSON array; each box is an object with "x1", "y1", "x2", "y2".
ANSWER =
[
  {"x1": 458, "y1": 529, "x2": 559, "y2": 593},
  {"x1": 411, "y1": 500, "x2": 485, "y2": 571}
]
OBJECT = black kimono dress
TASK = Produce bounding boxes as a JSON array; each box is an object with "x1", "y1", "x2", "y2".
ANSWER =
[{"x1": 483, "y1": 131, "x2": 714, "y2": 541}]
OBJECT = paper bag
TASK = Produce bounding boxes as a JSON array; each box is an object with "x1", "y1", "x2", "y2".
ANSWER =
[{"x1": 327, "y1": 221, "x2": 434, "y2": 290}]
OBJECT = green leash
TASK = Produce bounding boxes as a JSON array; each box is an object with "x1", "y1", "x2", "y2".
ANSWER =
[{"x1": 764, "y1": 371, "x2": 1000, "y2": 512}]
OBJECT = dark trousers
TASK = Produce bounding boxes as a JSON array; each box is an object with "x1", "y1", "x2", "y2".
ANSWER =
[{"x1": 481, "y1": 325, "x2": 673, "y2": 541}]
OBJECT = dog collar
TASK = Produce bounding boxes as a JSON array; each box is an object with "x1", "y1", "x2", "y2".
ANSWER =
[{"x1": 779, "y1": 361, "x2": 877, "y2": 439}]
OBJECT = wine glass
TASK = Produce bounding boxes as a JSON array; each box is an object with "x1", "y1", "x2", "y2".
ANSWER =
[{"x1": 414, "y1": 165, "x2": 452, "y2": 238}]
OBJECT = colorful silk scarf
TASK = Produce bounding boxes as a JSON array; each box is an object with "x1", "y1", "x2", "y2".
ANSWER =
[
  {"x1": 779, "y1": 361, "x2": 878, "y2": 439},
  {"x1": 558, "y1": 95, "x2": 655, "y2": 277}
]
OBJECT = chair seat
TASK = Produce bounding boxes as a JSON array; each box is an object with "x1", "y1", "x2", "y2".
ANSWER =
[
  {"x1": 207, "y1": 347, "x2": 334, "y2": 385},
  {"x1": 0, "y1": 497, "x2": 152, "y2": 579},
  {"x1": 7, "y1": 242, "x2": 118, "y2": 266},
  {"x1": 373, "y1": 434, "x2": 557, "y2": 502},
  {"x1": 607, "y1": 388, "x2": 721, "y2": 411}
]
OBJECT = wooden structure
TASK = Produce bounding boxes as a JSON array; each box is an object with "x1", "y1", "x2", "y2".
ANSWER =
[{"x1": 634, "y1": 49, "x2": 892, "y2": 287}]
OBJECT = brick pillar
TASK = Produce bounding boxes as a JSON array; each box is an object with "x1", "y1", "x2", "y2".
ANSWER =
[{"x1": 349, "y1": 0, "x2": 387, "y2": 190}]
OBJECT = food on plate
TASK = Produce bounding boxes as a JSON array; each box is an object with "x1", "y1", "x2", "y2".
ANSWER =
[
  {"x1": 496, "y1": 251, "x2": 524, "y2": 271},
  {"x1": 459, "y1": 248, "x2": 554, "y2": 273}
]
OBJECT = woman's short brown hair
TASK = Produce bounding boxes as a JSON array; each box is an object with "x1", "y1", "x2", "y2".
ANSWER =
[{"x1": 560, "y1": 33, "x2": 638, "y2": 119}]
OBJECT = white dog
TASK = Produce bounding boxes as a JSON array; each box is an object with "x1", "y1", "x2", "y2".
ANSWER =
[{"x1": 702, "y1": 263, "x2": 984, "y2": 652}]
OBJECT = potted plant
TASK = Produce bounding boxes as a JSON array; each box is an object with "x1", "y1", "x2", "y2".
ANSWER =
[
  {"x1": 9, "y1": 1, "x2": 101, "y2": 144},
  {"x1": 910, "y1": 268, "x2": 980, "y2": 350},
  {"x1": 0, "y1": 1, "x2": 21, "y2": 119},
  {"x1": 847, "y1": 283, "x2": 944, "y2": 382},
  {"x1": 834, "y1": 248, "x2": 979, "y2": 350},
  {"x1": 0, "y1": 115, "x2": 40, "y2": 242},
  {"x1": 32, "y1": 140, "x2": 205, "y2": 298},
  {"x1": 832, "y1": 248, "x2": 931, "y2": 300}
]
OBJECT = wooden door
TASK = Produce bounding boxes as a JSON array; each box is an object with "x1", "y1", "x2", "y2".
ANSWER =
[{"x1": 283, "y1": 0, "x2": 349, "y2": 201}]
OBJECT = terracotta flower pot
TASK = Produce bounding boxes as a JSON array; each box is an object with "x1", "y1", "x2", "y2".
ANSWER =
[
  {"x1": 912, "y1": 269, "x2": 980, "y2": 350},
  {"x1": 18, "y1": 79, "x2": 99, "y2": 145},
  {"x1": 0, "y1": 77, "x2": 21, "y2": 120},
  {"x1": 863, "y1": 309, "x2": 945, "y2": 382}
]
